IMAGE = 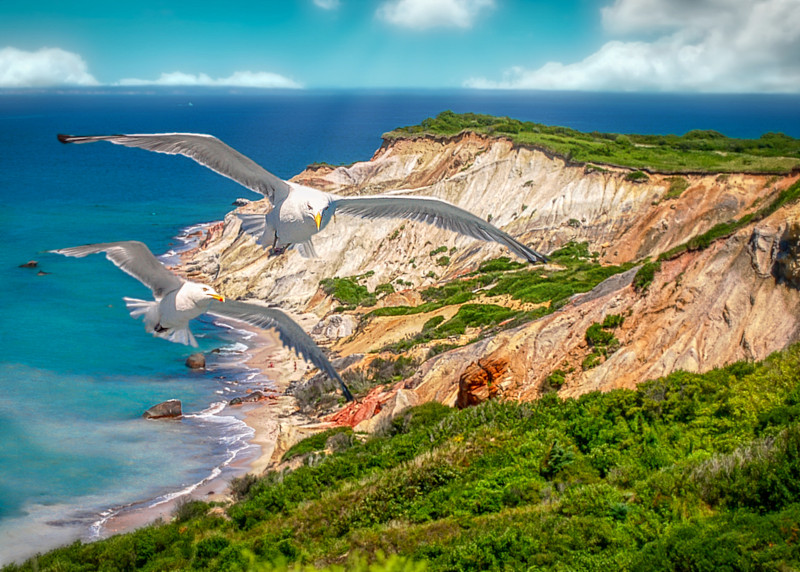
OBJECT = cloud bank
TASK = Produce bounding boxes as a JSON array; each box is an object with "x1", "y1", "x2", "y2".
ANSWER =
[
  {"x1": 0, "y1": 47, "x2": 99, "y2": 88},
  {"x1": 466, "y1": 0, "x2": 800, "y2": 92},
  {"x1": 377, "y1": 0, "x2": 494, "y2": 30},
  {"x1": 117, "y1": 70, "x2": 302, "y2": 88}
]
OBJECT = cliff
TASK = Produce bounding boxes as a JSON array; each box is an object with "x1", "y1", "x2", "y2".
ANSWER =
[{"x1": 181, "y1": 132, "x2": 800, "y2": 425}]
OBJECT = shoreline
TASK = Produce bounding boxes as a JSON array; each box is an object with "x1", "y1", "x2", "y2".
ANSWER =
[{"x1": 96, "y1": 317, "x2": 313, "y2": 539}]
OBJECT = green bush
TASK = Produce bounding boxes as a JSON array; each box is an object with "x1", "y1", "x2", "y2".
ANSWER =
[
  {"x1": 633, "y1": 261, "x2": 661, "y2": 292},
  {"x1": 282, "y1": 427, "x2": 354, "y2": 462},
  {"x1": 664, "y1": 176, "x2": 689, "y2": 200},
  {"x1": 625, "y1": 171, "x2": 650, "y2": 182}
]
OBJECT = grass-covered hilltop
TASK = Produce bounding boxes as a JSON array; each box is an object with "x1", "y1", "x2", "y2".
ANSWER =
[
  {"x1": 387, "y1": 110, "x2": 800, "y2": 174},
  {"x1": 6, "y1": 345, "x2": 800, "y2": 571},
  {"x1": 7, "y1": 113, "x2": 800, "y2": 571}
]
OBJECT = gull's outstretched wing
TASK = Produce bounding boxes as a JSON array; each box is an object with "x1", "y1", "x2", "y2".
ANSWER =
[
  {"x1": 57, "y1": 133, "x2": 290, "y2": 204},
  {"x1": 208, "y1": 300, "x2": 354, "y2": 402},
  {"x1": 51, "y1": 241, "x2": 182, "y2": 299},
  {"x1": 331, "y1": 195, "x2": 547, "y2": 264}
]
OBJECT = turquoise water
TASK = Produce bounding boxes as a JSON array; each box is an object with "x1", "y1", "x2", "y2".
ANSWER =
[{"x1": 1, "y1": 90, "x2": 800, "y2": 564}]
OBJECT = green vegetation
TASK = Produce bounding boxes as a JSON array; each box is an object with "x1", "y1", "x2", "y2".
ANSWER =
[
  {"x1": 435, "y1": 256, "x2": 450, "y2": 267},
  {"x1": 369, "y1": 243, "x2": 632, "y2": 354},
  {"x1": 582, "y1": 315, "x2": 624, "y2": 370},
  {"x1": 658, "y1": 179, "x2": 800, "y2": 261},
  {"x1": 12, "y1": 344, "x2": 800, "y2": 571},
  {"x1": 386, "y1": 111, "x2": 800, "y2": 174},
  {"x1": 624, "y1": 170, "x2": 650, "y2": 183},
  {"x1": 663, "y1": 176, "x2": 690, "y2": 200},
  {"x1": 429, "y1": 246, "x2": 447, "y2": 257},
  {"x1": 282, "y1": 428, "x2": 353, "y2": 462},
  {"x1": 381, "y1": 304, "x2": 520, "y2": 354},
  {"x1": 543, "y1": 369, "x2": 567, "y2": 392},
  {"x1": 320, "y1": 273, "x2": 376, "y2": 308},
  {"x1": 633, "y1": 260, "x2": 661, "y2": 292}
]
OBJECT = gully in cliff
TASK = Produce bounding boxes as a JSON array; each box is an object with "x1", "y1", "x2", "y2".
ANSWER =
[
  {"x1": 57, "y1": 132, "x2": 548, "y2": 263},
  {"x1": 50, "y1": 240, "x2": 353, "y2": 401}
]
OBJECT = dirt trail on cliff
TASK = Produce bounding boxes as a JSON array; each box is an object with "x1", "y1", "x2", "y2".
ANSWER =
[{"x1": 182, "y1": 132, "x2": 800, "y2": 423}]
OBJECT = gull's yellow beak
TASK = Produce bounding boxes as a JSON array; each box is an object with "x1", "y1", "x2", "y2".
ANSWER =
[
  {"x1": 314, "y1": 212, "x2": 322, "y2": 231},
  {"x1": 211, "y1": 294, "x2": 225, "y2": 302}
]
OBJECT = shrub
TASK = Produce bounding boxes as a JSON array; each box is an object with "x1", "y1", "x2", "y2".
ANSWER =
[
  {"x1": 664, "y1": 176, "x2": 689, "y2": 200},
  {"x1": 478, "y1": 257, "x2": 525, "y2": 273},
  {"x1": 422, "y1": 315, "x2": 445, "y2": 331},
  {"x1": 633, "y1": 260, "x2": 661, "y2": 292},
  {"x1": 625, "y1": 170, "x2": 650, "y2": 182}
]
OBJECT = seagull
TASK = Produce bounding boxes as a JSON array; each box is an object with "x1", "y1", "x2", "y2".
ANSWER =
[
  {"x1": 51, "y1": 241, "x2": 354, "y2": 402},
  {"x1": 57, "y1": 133, "x2": 548, "y2": 263}
]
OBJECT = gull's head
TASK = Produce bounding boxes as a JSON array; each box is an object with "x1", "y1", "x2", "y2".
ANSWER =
[
  {"x1": 303, "y1": 195, "x2": 333, "y2": 232},
  {"x1": 189, "y1": 283, "x2": 225, "y2": 303}
]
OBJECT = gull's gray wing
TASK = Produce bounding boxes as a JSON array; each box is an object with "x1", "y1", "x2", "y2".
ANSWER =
[
  {"x1": 331, "y1": 195, "x2": 548, "y2": 264},
  {"x1": 57, "y1": 133, "x2": 290, "y2": 204},
  {"x1": 51, "y1": 241, "x2": 182, "y2": 299},
  {"x1": 208, "y1": 300, "x2": 354, "y2": 401}
]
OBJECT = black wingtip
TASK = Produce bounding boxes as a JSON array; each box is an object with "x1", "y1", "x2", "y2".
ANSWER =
[
  {"x1": 340, "y1": 379, "x2": 355, "y2": 402},
  {"x1": 57, "y1": 134, "x2": 73, "y2": 144}
]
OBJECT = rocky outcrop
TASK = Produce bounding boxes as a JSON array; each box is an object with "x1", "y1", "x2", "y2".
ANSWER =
[
  {"x1": 312, "y1": 314, "x2": 357, "y2": 341},
  {"x1": 456, "y1": 357, "x2": 507, "y2": 408},
  {"x1": 143, "y1": 400, "x2": 182, "y2": 419},
  {"x1": 229, "y1": 390, "x2": 276, "y2": 406}
]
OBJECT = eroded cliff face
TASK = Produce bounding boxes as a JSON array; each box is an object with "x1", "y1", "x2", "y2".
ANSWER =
[{"x1": 182, "y1": 133, "x2": 800, "y2": 418}]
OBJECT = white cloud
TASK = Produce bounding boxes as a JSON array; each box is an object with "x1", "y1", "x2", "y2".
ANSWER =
[
  {"x1": 117, "y1": 70, "x2": 302, "y2": 88},
  {"x1": 377, "y1": 0, "x2": 494, "y2": 30},
  {"x1": 313, "y1": 0, "x2": 340, "y2": 9},
  {"x1": 466, "y1": 0, "x2": 800, "y2": 92},
  {"x1": 0, "y1": 47, "x2": 99, "y2": 87}
]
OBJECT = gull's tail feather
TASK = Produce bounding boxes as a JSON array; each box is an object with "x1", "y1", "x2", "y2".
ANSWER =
[
  {"x1": 236, "y1": 214, "x2": 276, "y2": 248},
  {"x1": 166, "y1": 328, "x2": 199, "y2": 348},
  {"x1": 295, "y1": 239, "x2": 319, "y2": 259},
  {"x1": 123, "y1": 297, "x2": 198, "y2": 347},
  {"x1": 124, "y1": 297, "x2": 159, "y2": 330}
]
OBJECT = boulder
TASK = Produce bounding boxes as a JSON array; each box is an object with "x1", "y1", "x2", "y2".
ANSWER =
[
  {"x1": 185, "y1": 353, "x2": 206, "y2": 369},
  {"x1": 143, "y1": 399, "x2": 182, "y2": 419},
  {"x1": 19, "y1": 260, "x2": 38, "y2": 268},
  {"x1": 229, "y1": 390, "x2": 267, "y2": 405},
  {"x1": 312, "y1": 314, "x2": 357, "y2": 339},
  {"x1": 232, "y1": 198, "x2": 251, "y2": 206}
]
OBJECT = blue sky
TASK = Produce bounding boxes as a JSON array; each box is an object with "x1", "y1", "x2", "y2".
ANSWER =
[{"x1": 1, "y1": 0, "x2": 799, "y2": 92}]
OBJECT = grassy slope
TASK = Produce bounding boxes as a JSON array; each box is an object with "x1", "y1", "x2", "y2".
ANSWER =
[
  {"x1": 7, "y1": 344, "x2": 800, "y2": 571},
  {"x1": 385, "y1": 110, "x2": 800, "y2": 174}
]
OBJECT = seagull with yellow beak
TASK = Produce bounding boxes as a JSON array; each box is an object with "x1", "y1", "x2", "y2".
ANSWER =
[
  {"x1": 57, "y1": 132, "x2": 548, "y2": 263},
  {"x1": 51, "y1": 241, "x2": 354, "y2": 401}
]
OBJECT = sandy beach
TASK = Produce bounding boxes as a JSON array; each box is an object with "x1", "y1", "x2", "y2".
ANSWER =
[{"x1": 98, "y1": 320, "x2": 315, "y2": 538}]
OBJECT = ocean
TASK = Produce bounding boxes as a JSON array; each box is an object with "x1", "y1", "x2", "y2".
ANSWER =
[{"x1": 1, "y1": 89, "x2": 799, "y2": 564}]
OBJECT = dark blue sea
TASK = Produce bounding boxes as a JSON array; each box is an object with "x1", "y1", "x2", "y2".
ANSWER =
[{"x1": 1, "y1": 89, "x2": 799, "y2": 564}]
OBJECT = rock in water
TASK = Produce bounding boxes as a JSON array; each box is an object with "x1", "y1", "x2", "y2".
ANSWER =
[
  {"x1": 19, "y1": 260, "x2": 38, "y2": 268},
  {"x1": 185, "y1": 352, "x2": 206, "y2": 369},
  {"x1": 143, "y1": 399, "x2": 182, "y2": 419}
]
